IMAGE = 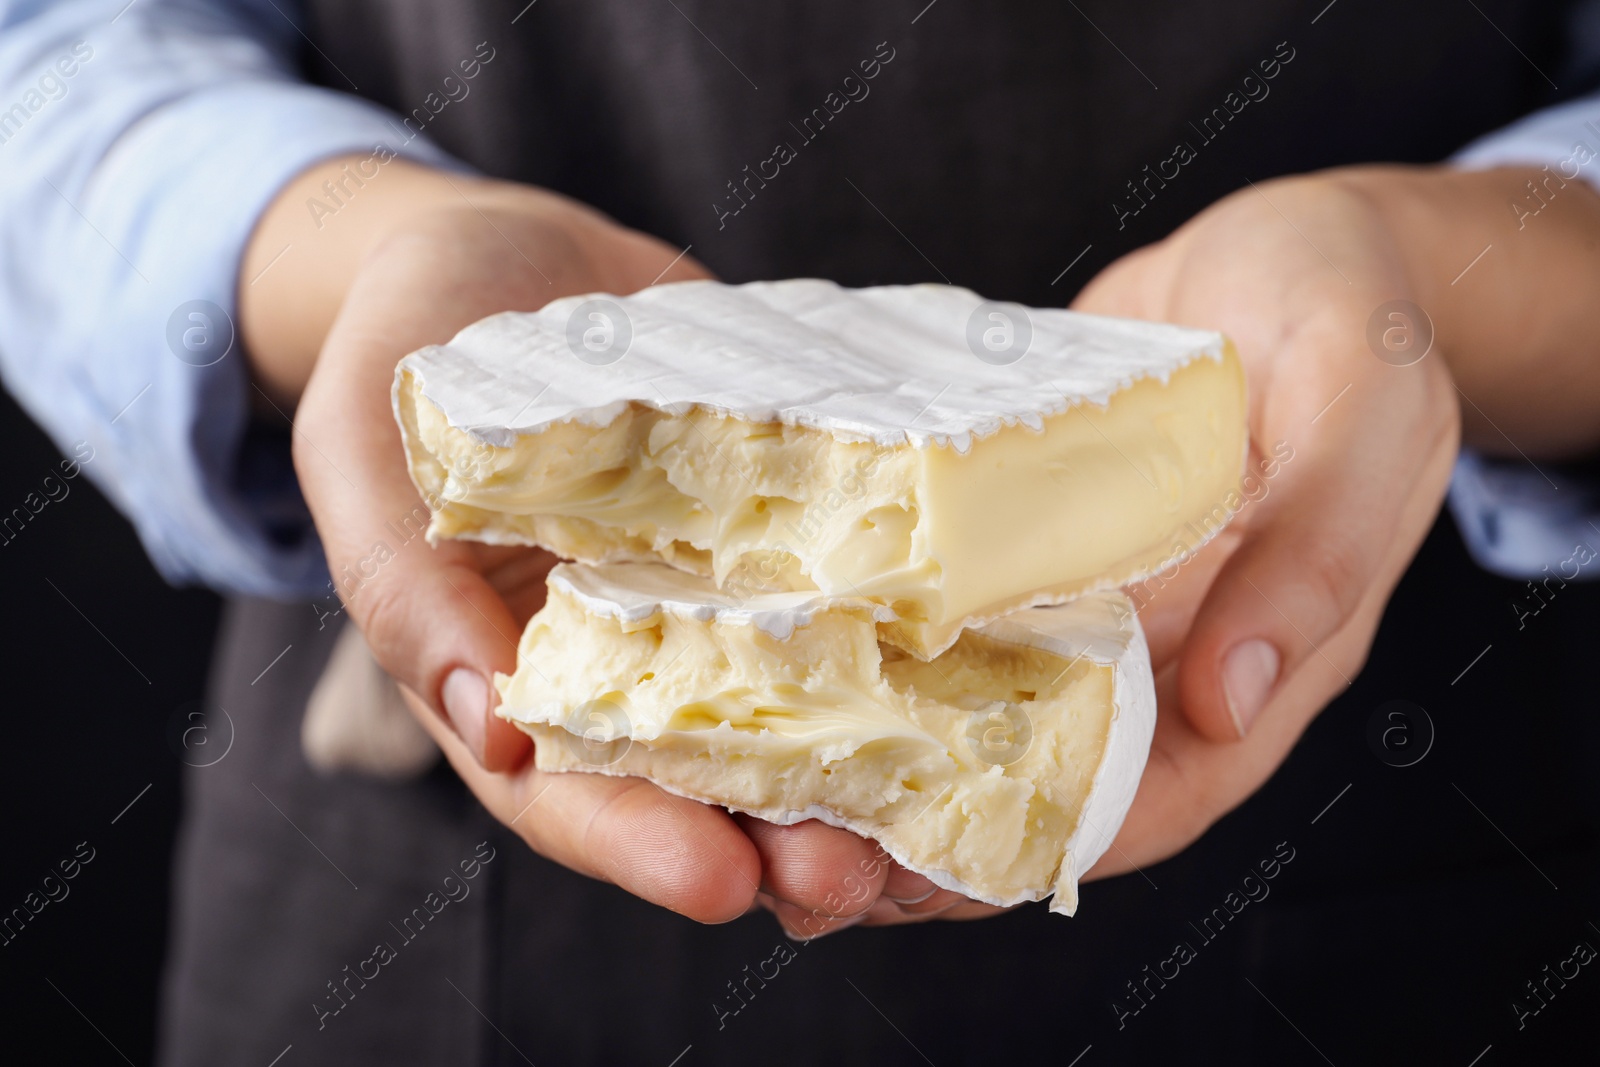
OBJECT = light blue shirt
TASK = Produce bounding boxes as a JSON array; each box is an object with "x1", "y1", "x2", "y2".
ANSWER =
[
  {"x1": 1, "y1": 0, "x2": 1597, "y2": 598},
  {"x1": 1448, "y1": 90, "x2": 1600, "y2": 578},
  {"x1": 0, "y1": 0, "x2": 458, "y2": 597}
]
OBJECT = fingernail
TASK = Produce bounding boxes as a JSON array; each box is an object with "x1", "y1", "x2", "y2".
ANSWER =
[
  {"x1": 1222, "y1": 639, "x2": 1280, "y2": 737},
  {"x1": 885, "y1": 886, "x2": 938, "y2": 906},
  {"x1": 442, "y1": 668, "x2": 490, "y2": 760},
  {"x1": 782, "y1": 911, "x2": 867, "y2": 942}
]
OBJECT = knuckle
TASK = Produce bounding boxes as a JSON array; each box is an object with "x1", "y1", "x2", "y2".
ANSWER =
[
  {"x1": 1293, "y1": 534, "x2": 1368, "y2": 634},
  {"x1": 348, "y1": 578, "x2": 415, "y2": 684}
]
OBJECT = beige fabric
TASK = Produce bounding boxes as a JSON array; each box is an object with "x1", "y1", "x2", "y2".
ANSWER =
[{"x1": 301, "y1": 622, "x2": 438, "y2": 779}]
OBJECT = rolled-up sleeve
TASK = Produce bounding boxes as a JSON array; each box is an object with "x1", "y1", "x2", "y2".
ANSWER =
[
  {"x1": 0, "y1": 0, "x2": 463, "y2": 597},
  {"x1": 1446, "y1": 89, "x2": 1600, "y2": 580}
]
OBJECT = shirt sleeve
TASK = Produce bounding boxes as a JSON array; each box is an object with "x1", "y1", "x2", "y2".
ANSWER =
[
  {"x1": 1445, "y1": 89, "x2": 1600, "y2": 580},
  {"x1": 0, "y1": 0, "x2": 467, "y2": 598}
]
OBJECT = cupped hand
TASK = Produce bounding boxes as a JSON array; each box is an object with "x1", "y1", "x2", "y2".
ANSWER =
[
  {"x1": 838, "y1": 172, "x2": 1464, "y2": 916},
  {"x1": 292, "y1": 172, "x2": 700, "y2": 772},
  {"x1": 280, "y1": 162, "x2": 910, "y2": 926},
  {"x1": 1073, "y1": 173, "x2": 1461, "y2": 879}
]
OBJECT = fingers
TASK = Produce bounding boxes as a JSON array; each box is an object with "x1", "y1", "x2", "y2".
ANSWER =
[
  {"x1": 734, "y1": 816, "x2": 886, "y2": 921},
  {"x1": 1127, "y1": 526, "x2": 1241, "y2": 673},
  {"x1": 1176, "y1": 360, "x2": 1457, "y2": 742},
  {"x1": 293, "y1": 238, "x2": 547, "y2": 770},
  {"x1": 596, "y1": 223, "x2": 717, "y2": 290},
  {"x1": 881, "y1": 862, "x2": 938, "y2": 905},
  {"x1": 407, "y1": 688, "x2": 760, "y2": 923},
  {"x1": 1176, "y1": 476, "x2": 1374, "y2": 740},
  {"x1": 306, "y1": 449, "x2": 532, "y2": 772},
  {"x1": 763, "y1": 898, "x2": 872, "y2": 940},
  {"x1": 575, "y1": 779, "x2": 762, "y2": 924},
  {"x1": 1091, "y1": 438, "x2": 1457, "y2": 880},
  {"x1": 1083, "y1": 662, "x2": 1215, "y2": 880},
  {"x1": 736, "y1": 828, "x2": 1002, "y2": 938},
  {"x1": 293, "y1": 191, "x2": 710, "y2": 773},
  {"x1": 761, "y1": 885, "x2": 998, "y2": 938},
  {"x1": 732, "y1": 819, "x2": 995, "y2": 938},
  {"x1": 1085, "y1": 184, "x2": 1460, "y2": 747},
  {"x1": 1090, "y1": 594, "x2": 1371, "y2": 879},
  {"x1": 1089, "y1": 646, "x2": 1324, "y2": 881},
  {"x1": 850, "y1": 894, "x2": 1008, "y2": 930},
  {"x1": 1070, "y1": 240, "x2": 1172, "y2": 319}
]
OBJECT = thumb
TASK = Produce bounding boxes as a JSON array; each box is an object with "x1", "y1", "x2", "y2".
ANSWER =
[
  {"x1": 295, "y1": 348, "x2": 535, "y2": 772},
  {"x1": 355, "y1": 542, "x2": 535, "y2": 772},
  {"x1": 1176, "y1": 441, "x2": 1392, "y2": 742},
  {"x1": 305, "y1": 444, "x2": 535, "y2": 769}
]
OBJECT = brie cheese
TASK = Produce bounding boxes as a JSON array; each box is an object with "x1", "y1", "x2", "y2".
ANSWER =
[
  {"x1": 396, "y1": 279, "x2": 1246, "y2": 657},
  {"x1": 496, "y1": 562, "x2": 1156, "y2": 915}
]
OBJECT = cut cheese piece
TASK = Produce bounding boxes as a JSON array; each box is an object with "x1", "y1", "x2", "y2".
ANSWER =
[
  {"x1": 495, "y1": 561, "x2": 1156, "y2": 915},
  {"x1": 397, "y1": 279, "x2": 1246, "y2": 657}
]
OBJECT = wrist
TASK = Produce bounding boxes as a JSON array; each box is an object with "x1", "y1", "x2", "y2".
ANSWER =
[
  {"x1": 1327, "y1": 164, "x2": 1600, "y2": 457},
  {"x1": 238, "y1": 155, "x2": 487, "y2": 405}
]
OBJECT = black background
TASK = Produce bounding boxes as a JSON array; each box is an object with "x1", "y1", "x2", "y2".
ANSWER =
[{"x1": 0, "y1": 390, "x2": 218, "y2": 1064}]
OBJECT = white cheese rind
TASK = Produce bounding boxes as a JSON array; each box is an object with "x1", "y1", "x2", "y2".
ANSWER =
[
  {"x1": 395, "y1": 278, "x2": 1227, "y2": 452},
  {"x1": 549, "y1": 560, "x2": 900, "y2": 641},
  {"x1": 977, "y1": 602, "x2": 1155, "y2": 912},
  {"x1": 498, "y1": 562, "x2": 1155, "y2": 915},
  {"x1": 395, "y1": 280, "x2": 1247, "y2": 657}
]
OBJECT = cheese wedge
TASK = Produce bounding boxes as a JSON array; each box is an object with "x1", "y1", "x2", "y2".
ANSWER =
[
  {"x1": 495, "y1": 562, "x2": 1156, "y2": 915},
  {"x1": 396, "y1": 279, "x2": 1246, "y2": 657}
]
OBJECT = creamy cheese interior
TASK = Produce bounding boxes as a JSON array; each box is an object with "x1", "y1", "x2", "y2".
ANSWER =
[
  {"x1": 402, "y1": 346, "x2": 1244, "y2": 657},
  {"x1": 495, "y1": 564, "x2": 1153, "y2": 913}
]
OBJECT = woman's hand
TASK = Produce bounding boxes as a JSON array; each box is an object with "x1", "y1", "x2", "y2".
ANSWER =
[
  {"x1": 245, "y1": 158, "x2": 923, "y2": 927},
  {"x1": 778, "y1": 173, "x2": 1469, "y2": 925},
  {"x1": 1077, "y1": 162, "x2": 1600, "y2": 879},
  {"x1": 1074, "y1": 171, "x2": 1469, "y2": 877},
  {"x1": 286, "y1": 168, "x2": 704, "y2": 773}
]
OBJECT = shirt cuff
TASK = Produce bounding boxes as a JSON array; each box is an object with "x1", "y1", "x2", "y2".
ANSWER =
[
  {"x1": 1444, "y1": 93, "x2": 1600, "y2": 579},
  {"x1": 1450, "y1": 91, "x2": 1600, "y2": 197},
  {"x1": 74, "y1": 83, "x2": 469, "y2": 599},
  {"x1": 1448, "y1": 452, "x2": 1600, "y2": 581}
]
